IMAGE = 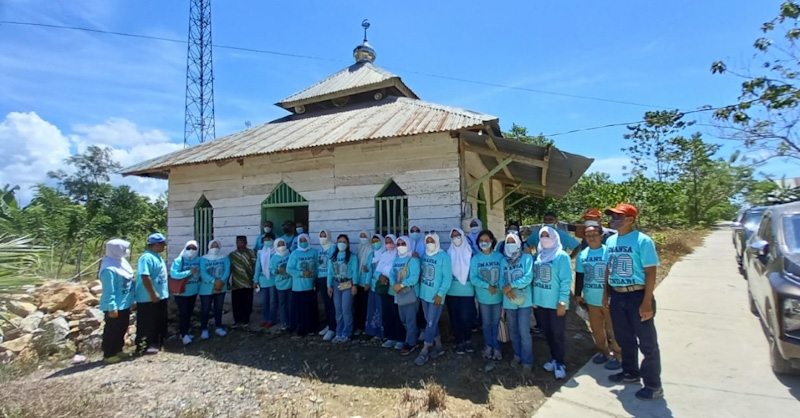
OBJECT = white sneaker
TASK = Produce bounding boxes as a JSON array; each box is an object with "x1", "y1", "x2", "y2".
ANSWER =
[
  {"x1": 554, "y1": 363, "x2": 567, "y2": 379},
  {"x1": 200, "y1": 330, "x2": 209, "y2": 340},
  {"x1": 215, "y1": 328, "x2": 227, "y2": 337},
  {"x1": 318, "y1": 326, "x2": 330, "y2": 336},
  {"x1": 145, "y1": 347, "x2": 159, "y2": 355},
  {"x1": 322, "y1": 330, "x2": 335, "y2": 341},
  {"x1": 492, "y1": 348, "x2": 503, "y2": 361},
  {"x1": 394, "y1": 341, "x2": 404, "y2": 350},
  {"x1": 182, "y1": 335, "x2": 193, "y2": 346},
  {"x1": 331, "y1": 336, "x2": 342, "y2": 344},
  {"x1": 382, "y1": 339, "x2": 396, "y2": 348},
  {"x1": 543, "y1": 359, "x2": 557, "y2": 372}
]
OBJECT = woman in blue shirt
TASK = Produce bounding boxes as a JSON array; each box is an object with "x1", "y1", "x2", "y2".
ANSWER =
[
  {"x1": 390, "y1": 235, "x2": 421, "y2": 355},
  {"x1": 364, "y1": 233, "x2": 384, "y2": 339},
  {"x1": 501, "y1": 233, "x2": 535, "y2": 371},
  {"x1": 254, "y1": 233, "x2": 277, "y2": 329},
  {"x1": 533, "y1": 226, "x2": 573, "y2": 379},
  {"x1": 376, "y1": 235, "x2": 403, "y2": 349},
  {"x1": 287, "y1": 233, "x2": 319, "y2": 336},
  {"x1": 170, "y1": 240, "x2": 202, "y2": 346},
  {"x1": 469, "y1": 230, "x2": 504, "y2": 361},
  {"x1": 269, "y1": 238, "x2": 293, "y2": 331},
  {"x1": 99, "y1": 239, "x2": 134, "y2": 363},
  {"x1": 414, "y1": 233, "x2": 453, "y2": 366},
  {"x1": 316, "y1": 229, "x2": 337, "y2": 341},
  {"x1": 199, "y1": 239, "x2": 230, "y2": 340},
  {"x1": 447, "y1": 228, "x2": 476, "y2": 355},
  {"x1": 326, "y1": 234, "x2": 359, "y2": 343},
  {"x1": 353, "y1": 230, "x2": 372, "y2": 336}
]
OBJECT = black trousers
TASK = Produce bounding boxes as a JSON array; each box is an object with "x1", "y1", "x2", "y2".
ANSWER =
[
  {"x1": 538, "y1": 307, "x2": 566, "y2": 364},
  {"x1": 102, "y1": 308, "x2": 130, "y2": 358},
  {"x1": 446, "y1": 295, "x2": 477, "y2": 345},
  {"x1": 292, "y1": 290, "x2": 319, "y2": 336},
  {"x1": 231, "y1": 288, "x2": 254, "y2": 325},
  {"x1": 353, "y1": 285, "x2": 368, "y2": 332},
  {"x1": 380, "y1": 293, "x2": 405, "y2": 342},
  {"x1": 610, "y1": 290, "x2": 661, "y2": 388},
  {"x1": 135, "y1": 299, "x2": 168, "y2": 351},
  {"x1": 174, "y1": 295, "x2": 197, "y2": 336}
]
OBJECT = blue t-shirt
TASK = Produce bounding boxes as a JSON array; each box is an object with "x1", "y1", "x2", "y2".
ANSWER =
[
  {"x1": 605, "y1": 230, "x2": 660, "y2": 287},
  {"x1": 388, "y1": 255, "x2": 420, "y2": 300},
  {"x1": 326, "y1": 251, "x2": 360, "y2": 288},
  {"x1": 576, "y1": 245, "x2": 609, "y2": 307},
  {"x1": 418, "y1": 251, "x2": 453, "y2": 303},
  {"x1": 199, "y1": 256, "x2": 231, "y2": 295},
  {"x1": 269, "y1": 252, "x2": 292, "y2": 291},
  {"x1": 135, "y1": 250, "x2": 168, "y2": 303},
  {"x1": 169, "y1": 256, "x2": 201, "y2": 296},
  {"x1": 501, "y1": 253, "x2": 534, "y2": 310},
  {"x1": 317, "y1": 245, "x2": 335, "y2": 279},
  {"x1": 469, "y1": 251, "x2": 504, "y2": 305},
  {"x1": 287, "y1": 248, "x2": 319, "y2": 292},
  {"x1": 99, "y1": 268, "x2": 134, "y2": 311},
  {"x1": 532, "y1": 251, "x2": 572, "y2": 309}
]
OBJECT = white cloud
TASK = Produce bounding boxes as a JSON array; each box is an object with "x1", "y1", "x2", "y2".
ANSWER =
[
  {"x1": 0, "y1": 112, "x2": 178, "y2": 204},
  {"x1": 585, "y1": 156, "x2": 629, "y2": 181}
]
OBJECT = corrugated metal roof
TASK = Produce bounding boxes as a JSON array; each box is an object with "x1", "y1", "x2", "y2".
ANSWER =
[
  {"x1": 276, "y1": 62, "x2": 418, "y2": 108},
  {"x1": 122, "y1": 96, "x2": 497, "y2": 177}
]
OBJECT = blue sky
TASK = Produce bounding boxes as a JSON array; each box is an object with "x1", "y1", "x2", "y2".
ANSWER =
[{"x1": 0, "y1": 0, "x2": 796, "y2": 203}]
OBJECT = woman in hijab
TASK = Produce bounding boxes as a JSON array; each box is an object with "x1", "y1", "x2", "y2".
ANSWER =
[
  {"x1": 254, "y1": 233, "x2": 277, "y2": 329},
  {"x1": 316, "y1": 229, "x2": 337, "y2": 341},
  {"x1": 199, "y1": 239, "x2": 230, "y2": 340},
  {"x1": 389, "y1": 235, "x2": 421, "y2": 356},
  {"x1": 364, "y1": 233, "x2": 384, "y2": 340},
  {"x1": 408, "y1": 225, "x2": 425, "y2": 258},
  {"x1": 466, "y1": 218, "x2": 483, "y2": 254},
  {"x1": 353, "y1": 230, "x2": 372, "y2": 335},
  {"x1": 286, "y1": 233, "x2": 319, "y2": 337},
  {"x1": 469, "y1": 230, "x2": 504, "y2": 361},
  {"x1": 269, "y1": 238, "x2": 293, "y2": 332},
  {"x1": 326, "y1": 234, "x2": 359, "y2": 343},
  {"x1": 447, "y1": 228, "x2": 476, "y2": 355},
  {"x1": 170, "y1": 240, "x2": 202, "y2": 346},
  {"x1": 501, "y1": 233, "x2": 535, "y2": 372},
  {"x1": 99, "y1": 239, "x2": 135, "y2": 363},
  {"x1": 377, "y1": 234, "x2": 404, "y2": 349},
  {"x1": 414, "y1": 233, "x2": 453, "y2": 366},
  {"x1": 533, "y1": 226, "x2": 573, "y2": 379}
]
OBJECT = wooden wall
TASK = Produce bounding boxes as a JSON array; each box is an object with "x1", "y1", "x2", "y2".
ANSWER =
[{"x1": 462, "y1": 150, "x2": 507, "y2": 235}]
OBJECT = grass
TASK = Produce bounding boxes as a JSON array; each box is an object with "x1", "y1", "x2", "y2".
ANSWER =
[{"x1": 648, "y1": 227, "x2": 710, "y2": 284}]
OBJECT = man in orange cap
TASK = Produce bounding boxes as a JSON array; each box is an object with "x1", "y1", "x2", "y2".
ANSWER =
[{"x1": 601, "y1": 203, "x2": 663, "y2": 401}]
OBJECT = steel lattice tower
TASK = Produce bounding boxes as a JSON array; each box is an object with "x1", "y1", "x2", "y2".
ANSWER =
[{"x1": 183, "y1": 0, "x2": 215, "y2": 146}]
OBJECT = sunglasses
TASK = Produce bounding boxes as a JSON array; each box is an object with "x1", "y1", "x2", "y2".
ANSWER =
[{"x1": 424, "y1": 230, "x2": 437, "y2": 235}]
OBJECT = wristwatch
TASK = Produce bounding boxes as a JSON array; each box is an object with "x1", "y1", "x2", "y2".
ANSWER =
[{"x1": 558, "y1": 301, "x2": 566, "y2": 307}]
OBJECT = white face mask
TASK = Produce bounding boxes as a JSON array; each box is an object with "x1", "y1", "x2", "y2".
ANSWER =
[
  {"x1": 264, "y1": 226, "x2": 272, "y2": 233},
  {"x1": 397, "y1": 245, "x2": 409, "y2": 256},
  {"x1": 359, "y1": 237, "x2": 368, "y2": 244},
  {"x1": 540, "y1": 237, "x2": 556, "y2": 249},
  {"x1": 337, "y1": 242, "x2": 348, "y2": 251},
  {"x1": 276, "y1": 246, "x2": 288, "y2": 255},
  {"x1": 470, "y1": 226, "x2": 480, "y2": 234},
  {"x1": 184, "y1": 249, "x2": 198, "y2": 258},
  {"x1": 320, "y1": 237, "x2": 329, "y2": 245},
  {"x1": 208, "y1": 247, "x2": 220, "y2": 256},
  {"x1": 452, "y1": 236, "x2": 463, "y2": 247},
  {"x1": 426, "y1": 242, "x2": 437, "y2": 253},
  {"x1": 505, "y1": 243, "x2": 519, "y2": 255}
]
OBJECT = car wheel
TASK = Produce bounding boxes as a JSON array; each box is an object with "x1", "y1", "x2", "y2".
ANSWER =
[
  {"x1": 748, "y1": 289, "x2": 759, "y2": 316},
  {"x1": 770, "y1": 337, "x2": 796, "y2": 375}
]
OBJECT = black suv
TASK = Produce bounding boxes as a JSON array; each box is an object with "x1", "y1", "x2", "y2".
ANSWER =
[
  {"x1": 745, "y1": 201, "x2": 800, "y2": 374},
  {"x1": 733, "y1": 206, "x2": 767, "y2": 275}
]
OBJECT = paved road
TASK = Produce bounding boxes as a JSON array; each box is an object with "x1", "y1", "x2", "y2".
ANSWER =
[{"x1": 535, "y1": 228, "x2": 800, "y2": 418}]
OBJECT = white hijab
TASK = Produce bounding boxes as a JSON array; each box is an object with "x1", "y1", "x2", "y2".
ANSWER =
[
  {"x1": 258, "y1": 239, "x2": 274, "y2": 278},
  {"x1": 318, "y1": 229, "x2": 332, "y2": 251},
  {"x1": 357, "y1": 230, "x2": 372, "y2": 269},
  {"x1": 273, "y1": 237, "x2": 289, "y2": 256},
  {"x1": 203, "y1": 238, "x2": 226, "y2": 261},
  {"x1": 425, "y1": 232, "x2": 442, "y2": 257},
  {"x1": 537, "y1": 225, "x2": 563, "y2": 263},
  {"x1": 408, "y1": 225, "x2": 425, "y2": 256},
  {"x1": 504, "y1": 233, "x2": 523, "y2": 264},
  {"x1": 99, "y1": 239, "x2": 133, "y2": 280},
  {"x1": 178, "y1": 240, "x2": 199, "y2": 260},
  {"x1": 294, "y1": 233, "x2": 311, "y2": 252},
  {"x1": 376, "y1": 234, "x2": 397, "y2": 276},
  {"x1": 448, "y1": 228, "x2": 472, "y2": 285}
]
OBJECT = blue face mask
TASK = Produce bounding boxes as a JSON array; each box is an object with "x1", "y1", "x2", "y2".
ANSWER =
[
  {"x1": 372, "y1": 242, "x2": 382, "y2": 250},
  {"x1": 299, "y1": 241, "x2": 309, "y2": 249},
  {"x1": 296, "y1": 227, "x2": 304, "y2": 234},
  {"x1": 410, "y1": 232, "x2": 421, "y2": 240},
  {"x1": 479, "y1": 241, "x2": 492, "y2": 250},
  {"x1": 337, "y1": 242, "x2": 348, "y2": 251},
  {"x1": 505, "y1": 243, "x2": 519, "y2": 254},
  {"x1": 264, "y1": 241, "x2": 273, "y2": 249}
]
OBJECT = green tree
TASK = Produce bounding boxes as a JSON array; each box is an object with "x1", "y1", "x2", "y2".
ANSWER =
[
  {"x1": 503, "y1": 123, "x2": 554, "y2": 147},
  {"x1": 623, "y1": 110, "x2": 693, "y2": 181}
]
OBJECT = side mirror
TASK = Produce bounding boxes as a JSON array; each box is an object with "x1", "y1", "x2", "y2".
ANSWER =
[
  {"x1": 731, "y1": 222, "x2": 743, "y2": 231},
  {"x1": 749, "y1": 240, "x2": 769, "y2": 261}
]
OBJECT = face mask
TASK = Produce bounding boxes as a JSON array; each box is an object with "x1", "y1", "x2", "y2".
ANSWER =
[
  {"x1": 410, "y1": 232, "x2": 421, "y2": 240},
  {"x1": 296, "y1": 227, "x2": 304, "y2": 234},
  {"x1": 470, "y1": 226, "x2": 480, "y2": 234},
  {"x1": 208, "y1": 248, "x2": 220, "y2": 256},
  {"x1": 452, "y1": 236, "x2": 463, "y2": 247},
  {"x1": 426, "y1": 243, "x2": 437, "y2": 253},
  {"x1": 320, "y1": 237, "x2": 329, "y2": 245},
  {"x1": 397, "y1": 245, "x2": 409, "y2": 256},
  {"x1": 337, "y1": 242, "x2": 348, "y2": 251},
  {"x1": 609, "y1": 219, "x2": 624, "y2": 230},
  {"x1": 185, "y1": 249, "x2": 198, "y2": 258},
  {"x1": 264, "y1": 241, "x2": 273, "y2": 249},
  {"x1": 540, "y1": 237, "x2": 556, "y2": 249},
  {"x1": 264, "y1": 226, "x2": 272, "y2": 233},
  {"x1": 360, "y1": 237, "x2": 368, "y2": 244},
  {"x1": 372, "y1": 242, "x2": 382, "y2": 250},
  {"x1": 299, "y1": 241, "x2": 309, "y2": 249},
  {"x1": 479, "y1": 241, "x2": 492, "y2": 251},
  {"x1": 505, "y1": 243, "x2": 519, "y2": 254},
  {"x1": 276, "y1": 246, "x2": 288, "y2": 255},
  {"x1": 385, "y1": 243, "x2": 396, "y2": 251}
]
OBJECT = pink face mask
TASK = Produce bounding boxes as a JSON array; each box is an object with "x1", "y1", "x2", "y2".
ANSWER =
[
  {"x1": 385, "y1": 243, "x2": 396, "y2": 251},
  {"x1": 540, "y1": 237, "x2": 556, "y2": 249}
]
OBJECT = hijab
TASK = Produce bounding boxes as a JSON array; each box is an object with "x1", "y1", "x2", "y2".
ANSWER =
[
  {"x1": 448, "y1": 228, "x2": 472, "y2": 285},
  {"x1": 203, "y1": 238, "x2": 226, "y2": 261},
  {"x1": 396, "y1": 235, "x2": 411, "y2": 258},
  {"x1": 318, "y1": 229, "x2": 332, "y2": 251},
  {"x1": 376, "y1": 234, "x2": 397, "y2": 276},
  {"x1": 178, "y1": 240, "x2": 199, "y2": 260},
  {"x1": 273, "y1": 237, "x2": 289, "y2": 256},
  {"x1": 99, "y1": 239, "x2": 133, "y2": 280},
  {"x1": 503, "y1": 233, "x2": 523, "y2": 265},
  {"x1": 467, "y1": 218, "x2": 482, "y2": 248},
  {"x1": 371, "y1": 233, "x2": 385, "y2": 266},
  {"x1": 357, "y1": 230, "x2": 372, "y2": 270},
  {"x1": 424, "y1": 232, "x2": 442, "y2": 257},
  {"x1": 408, "y1": 225, "x2": 425, "y2": 256},
  {"x1": 537, "y1": 225, "x2": 563, "y2": 263},
  {"x1": 258, "y1": 238, "x2": 274, "y2": 278},
  {"x1": 294, "y1": 233, "x2": 311, "y2": 252}
]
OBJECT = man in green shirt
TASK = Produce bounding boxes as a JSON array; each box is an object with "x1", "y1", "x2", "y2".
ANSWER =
[{"x1": 229, "y1": 235, "x2": 256, "y2": 328}]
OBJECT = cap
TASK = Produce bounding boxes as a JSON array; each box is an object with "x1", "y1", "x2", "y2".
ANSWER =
[
  {"x1": 582, "y1": 208, "x2": 602, "y2": 220},
  {"x1": 146, "y1": 233, "x2": 166, "y2": 244},
  {"x1": 604, "y1": 203, "x2": 638, "y2": 218}
]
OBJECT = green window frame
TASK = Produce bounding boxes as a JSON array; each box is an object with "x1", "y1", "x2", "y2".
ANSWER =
[
  {"x1": 261, "y1": 182, "x2": 309, "y2": 226},
  {"x1": 194, "y1": 195, "x2": 213, "y2": 256},
  {"x1": 375, "y1": 180, "x2": 408, "y2": 237}
]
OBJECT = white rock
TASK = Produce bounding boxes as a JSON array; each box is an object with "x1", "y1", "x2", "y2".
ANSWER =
[
  {"x1": 7, "y1": 301, "x2": 37, "y2": 317},
  {"x1": 20, "y1": 311, "x2": 45, "y2": 333}
]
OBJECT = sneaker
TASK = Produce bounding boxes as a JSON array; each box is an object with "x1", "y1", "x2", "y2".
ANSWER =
[
  {"x1": 455, "y1": 343, "x2": 466, "y2": 355},
  {"x1": 400, "y1": 344, "x2": 418, "y2": 356},
  {"x1": 322, "y1": 330, "x2": 336, "y2": 341},
  {"x1": 635, "y1": 386, "x2": 664, "y2": 400},
  {"x1": 554, "y1": 363, "x2": 567, "y2": 379},
  {"x1": 609, "y1": 371, "x2": 640, "y2": 384},
  {"x1": 492, "y1": 348, "x2": 503, "y2": 361},
  {"x1": 414, "y1": 350, "x2": 430, "y2": 366},
  {"x1": 604, "y1": 359, "x2": 622, "y2": 370},
  {"x1": 482, "y1": 346, "x2": 493, "y2": 360},
  {"x1": 331, "y1": 336, "x2": 343, "y2": 344},
  {"x1": 339, "y1": 337, "x2": 350, "y2": 344},
  {"x1": 215, "y1": 328, "x2": 227, "y2": 337},
  {"x1": 182, "y1": 335, "x2": 193, "y2": 346},
  {"x1": 72, "y1": 354, "x2": 87, "y2": 365},
  {"x1": 464, "y1": 343, "x2": 475, "y2": 354},
  {"x1": 145, "y1": 347, "x2": 159, "y2": 355},
  {"x1": 431, "y1": 346, "x2": 446, "y2": 358},
  {"x1": 592, "y1": 353, "x2": 609, "y2": 364},
  {"x1": 543, "y1": 359, "x2": 557, "y2": 372},
  {"x1": 318, "y1": 326, "x2": 330, "y2": 336},
  {"x1": 200, "y1": 330, "x2": 209, "y2": 340},
  {"x1": 381, "y1": 339, "x2": 396, "y2": 348},
  {"x1": 394, "y1": 341, "x2": 404, "y2": 350},
  {"x1": 104, "y1": 355, "x2": 122, "y2": 364}
]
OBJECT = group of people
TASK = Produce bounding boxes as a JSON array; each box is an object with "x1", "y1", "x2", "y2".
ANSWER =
[{"x1": 97, "y1": 203, "x2": 664, "y2": 401}]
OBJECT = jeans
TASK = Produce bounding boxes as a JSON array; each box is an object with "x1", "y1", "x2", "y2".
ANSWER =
[
  {"x1": 479, "y1": 303, "x2": 502, "y2": 350},
  {"x1": 365, "y1": 290, "x2": 383, "y2": 337},
  {"x1": 277, "y1": 288, "x2": 291, "y2": 329},
  {"x1": 174, "y1": 294, "x2": 196, "y2": 336},
  {"x1": 333, "y1": 286, "x2": 354, "y2": 338},
  {"x1": 398, "y1": 301, "x2": 419, "y2": 347},
  {"x1": 316, "y1": 277, "x2": 336, "y2": 331},
  {"x1": 135, "y1": 299, "x2": 168, "y2": 351},
  {"x1": 538, "y1": 307, "x2": 566, "y2": 364},
  {"x1": 421, "y1": 299, "x2": 444, "y2": 345},
  {"x1": 231, "y1": 288, "x2": 254, "y2": 325},
  {"x1": 261, "y1": 286, "x2": 278, "y2": 323},
  {"x1": 446, "y1": 295, "x2": 476, "y2": 345},
  {"x1": 588, "y1": 305, "x2": 622, "y2": 360},
  {"x1": 381, "y1": 293, "x2": 405, "y2": 342},
  {"x1": 102, "y1": 309, "x2": 130, "y2": 358},
  {"x1": 506, "y1": 307, "x2": 533, "y2": 366},
  {"x1": 200, "y1": 293, "x2": 225, "y2": 331},
  {"x1": 610, "y1": 289, "x2": 661, "y2": 388}
]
